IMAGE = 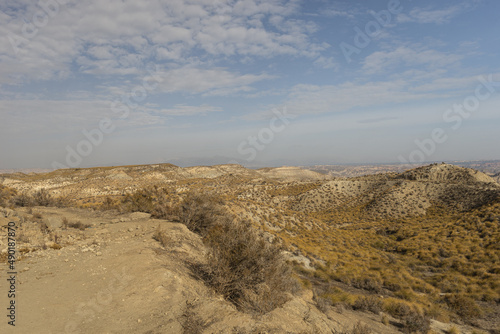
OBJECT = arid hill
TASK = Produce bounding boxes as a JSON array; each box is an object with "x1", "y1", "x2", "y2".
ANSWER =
[
  {"x1": 1, "y1": 162, "x2": 499, "y2": 333},
  {"x1": 287, "y1": 163, "x2": 500, "y2": 218}
]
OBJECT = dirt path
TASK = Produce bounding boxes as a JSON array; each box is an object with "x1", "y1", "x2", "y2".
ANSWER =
[{"x1": 0, "y1": 208, "x2": 206, "y2": 334}]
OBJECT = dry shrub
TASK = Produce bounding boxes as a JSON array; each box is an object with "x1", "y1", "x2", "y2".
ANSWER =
[
  {"x1": 313, "y1": 285, "x2": 356, "y2": 313},
  {"x1": 49, "y1": 243, "x2": 62, "y2": 250},
  {"x1": 12, "y1": 189, "x2": 67, "y2": 207},
  {"x1": 314, "y1": 294, "x2": 333, "y2": 313},
  {"x1": 152, "y1": 226, "x2": 170, "y2": 247},
  {"x1": 401, "y1": 311, "x2": 430, "y2": 334},
  {"x1": 351, "y1": 322, "x2": 372, "y2": 334},
  {"x1": 12, "y1": 193, "x2": 34, "y2": 207},
  {"x1": 444, "y1": 294, "x2": 482, "y2": 321},
  {"x1": 32, "y1": 189, "x2": 55, "y2": 206},
  {"x1": 63, "y1": 220, "x2": 90, "y2": 230},
  {"x1": 383, "y1": 298, "x2": 430, "y2": 333},
  {"x1": 352, "y1": 276, "x2": 383, "y2": 293},
  {"x1": 384, "y1": 299, "x2": 413, "y2": 318},
  {"x1": 0, "y1": 185, "x2": 16, "y2": 207},
  {"x1": 353, "y1": 295, "x2": 383, "y2": 314},
  {"x1": 178, "y1": 192, "x2": 225, "y2": 236},
  {"x1": 39, "y1": 221, "x2": 50, "y2": 234},
  {"x1": 195, "y1": 217, "x2": 299, "y2": 314},
  {"x1": 180, "y1": 301, "x2": 208, "y2": 334},
  {"x1": 120, "y1": 187, "x2": 176, "y2": 220},
  {"x1": 121, "y1": 189, "x2": 155, "y2": 213},
  {"x1": 101, "y1": 196, "x2": 119, "y2": 210}
]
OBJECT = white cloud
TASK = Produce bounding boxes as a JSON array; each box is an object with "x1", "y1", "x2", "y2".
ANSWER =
[
  {"x1": 313, "y1": 56, "x2": 338, "y2": 70},
  {"x1": 0, "y1": 0, "x2": 320, "y2": 85},
  {"x1": 362, "y1": 46, "x2": 462, "y2": 75},
  {"x1": 397, "y1": 4, "x2": 472, "y2": 24},
  {"x1": 155, "y1": 67, "x2": 274, "y2": 95},
  {"x1": 246, "y1": 70, "x2": 497, "y2": 120}
]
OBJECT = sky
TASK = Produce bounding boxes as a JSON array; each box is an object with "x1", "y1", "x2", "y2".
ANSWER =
[{"x1": 0, "y1": 0, "x2": 499, "y2": 169}]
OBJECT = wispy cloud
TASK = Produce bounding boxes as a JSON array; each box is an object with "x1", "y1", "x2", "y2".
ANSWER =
[
  {"x1": 362, "y1": 46, "x2": 462, "y2": 75},
  {"x1": 397, "y1": 3, "x2": 475, "y2": 24},
  {"x1": 157, "y1": 104, "x2": 222, "y2": 116}
]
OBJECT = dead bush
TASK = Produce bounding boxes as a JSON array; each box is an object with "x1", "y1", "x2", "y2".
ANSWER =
[
  {"x1": 120, "y1": 187, "x2": 176, "y2": 220},
  {"x1": 180, "y1": 301, "x2": 208, "y2": 334},
  {"x1": 194, "y1": 217, "x2": 299, "y2": 314},
  {"x1": 12, "y1": 193, "x2": 34, "y2": 207},
  {"x1": 101, "y1": 196, "x2": 119, "y2": 211},
  {"x1": 12, "y1": 189, "x2": 67, "y2": 207},
  {"x1": 351, "y1": 322, "x2": 372, "y2": 334},
  {"x1": 63, "y1": 220, "x2": 91, "y2": 230},
  {"x1": 353, "y1": 295, "x2": 383, "y2": 314},
  {"x1": 0, "y1": 185, "x2": 16, "y2": 207},
  {"x1": 444, "y1": 294, "x2": 482, "y2": 321},
  {"x1": 121, "y1": 189, "x2": 155, "y2": 213},
  {"x1": 384, "y1": 299, "x2": 413, "y2": 319},
  {"x1": 401, "y1": 311, "x2": 431, "y2": 334},
  {"x1": 178, "y1": 192, "x2": 225, "y2": 236},
  {"x1": 32, "y1": 189, "x2": 54, "y2": 206},
  {"x1": 152, "y1": 226, "x2": 170, "y2": 247}
]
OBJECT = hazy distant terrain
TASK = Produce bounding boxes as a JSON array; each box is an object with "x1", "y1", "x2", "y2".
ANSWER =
[{"x1": 302, "y1": 160, "x2": 500, "y2": 180}]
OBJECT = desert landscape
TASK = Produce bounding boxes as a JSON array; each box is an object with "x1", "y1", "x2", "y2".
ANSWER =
[
  {"x1": 1, "y1": 162, "x2": 499, "y2": 333},
  {"x1": 2, "y1": 0, "x2": 500, "y2": 333}
]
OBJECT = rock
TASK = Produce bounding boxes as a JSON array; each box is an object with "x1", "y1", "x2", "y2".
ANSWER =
[
  {"x1": 0, "y1": 217, "x2": 11, "y2": 227},
  {"x1": 44, "y1": 216, "x2": 63, "y2": 230},
  {"x1": 1, "y1": 207, "x2": 14, "y2": 218},
  {"x1": 129, "y1": 212, "x2": 151, "y2": 220},
  {"x1": 45, "y1": 241, "x2": 57, "y2": 248},
  {"x1": 282, "y1": 251, "x2": 313, "y2": 270}
]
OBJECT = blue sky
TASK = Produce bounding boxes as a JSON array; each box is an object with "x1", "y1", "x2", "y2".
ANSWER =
[{"x1": 0, "y1": 0, "x2": 499, "y2": 169}]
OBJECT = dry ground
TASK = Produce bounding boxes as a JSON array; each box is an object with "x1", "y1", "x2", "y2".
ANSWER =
[{"x1": 0, "y1": 206, "x2": 410, "y2": 334}]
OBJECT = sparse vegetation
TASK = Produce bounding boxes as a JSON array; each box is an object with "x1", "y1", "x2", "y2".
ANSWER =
[
  {"x1": 199, "y1": 217, "x2": 299, "y2": 314},
  {"x1": 180, "y1": 194, "x2": 299, "y2": 314},
  {"x1": 2, "y1": 162, "x2": 499, "y2": 332},
  {"x1": 120, "y1": 186, "x2": 177, "y2": 220},
  {"x1": 444, "y1": 294, "x2": 483, "y2": 321},
  {"x1": 62, "y1": 219, "x2": 91, "y2": 230},
  {"x1": 11, "y1": 188, "x2": 67, "y2": 207},
  {"x1": 180, "y1": 301, "x2": 208, "y2": 334},
  {"x1": 152, "y1": 226, "x2": 170, "y2": 247},
  {"x1": 353, "y1": 295, "x2": 383, "y2": 314},
  {"x1": 0, "y1": 184, "x2": 16, "y2": 207},
  {"x1": 177, "y1": 192, "x2": 225, "y2": 236}
]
